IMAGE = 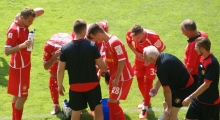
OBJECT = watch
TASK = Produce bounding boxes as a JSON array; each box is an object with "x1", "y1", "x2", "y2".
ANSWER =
[{"x1": 189, "y1": 95, "x2": 194, "y2": 100}]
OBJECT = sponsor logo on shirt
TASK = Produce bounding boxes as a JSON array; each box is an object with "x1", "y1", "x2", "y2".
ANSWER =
[
  {"x1": 8, "y1": 33, "x2": 13, "y2": 38},
  {"x1": 114, "y1": 45, "x2": 123, "y2": 55},
  {"x1": 175, "y1": 98, "x2": 181, "y2": 104},
  {"x1": 202, "y1": 70, "x2": 205, "y2": 75},
  {"x1": 154, "y1": 39, "x2": 161, "y2": 48}
]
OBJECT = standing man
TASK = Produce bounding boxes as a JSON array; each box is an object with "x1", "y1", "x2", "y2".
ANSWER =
[
  {"x1": 126, "y1": 24, "x2": 166, "y2": 118},
  {"x1": 43, "y1": 33, "x2": 72, "y2": 115},
  {"x1": 87, "y1": 23, "x2": 134, "y2": 120},
  {"x1": 181, "y1": 19, "x2": 208, "y2": 90},
  {"x1": 182, "y1": 37, "x2": 220, "y2": 120},
  {"x1": 144, "y1": 46, "x2": 194, "y2": 120},
  {"x1": 57, "y1": 19, "x2": 107, "y2": 120},
  {"x1": 4, "y1": 8, "x2": 44, "y2": 120}
]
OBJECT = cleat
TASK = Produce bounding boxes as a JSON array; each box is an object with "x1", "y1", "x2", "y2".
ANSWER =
[
  {"x1": 137, "y1": 101, "x2": 144, "y2": 109},
  {"x1": 139, "y1": 109, "x2": 147, "y2": 119},
  {"x1": 50, "y1": 105, "x2": 60, "y2": 115}
]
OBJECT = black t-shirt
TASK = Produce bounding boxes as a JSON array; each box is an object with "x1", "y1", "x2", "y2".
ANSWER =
[
  {"x1": 197, "y1": 54, "x2": 219, "y2": 104},
  {"x1": 60, "y1": 39, "x2": 101, "y2": 84},
  {"x1": 156, "y1": 53, "x2": 190, "y2": 90}
]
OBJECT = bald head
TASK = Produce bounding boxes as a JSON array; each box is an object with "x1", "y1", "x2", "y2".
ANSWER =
[{"x1": 143, "y1": 46, "x2": 160, "y2": 64}]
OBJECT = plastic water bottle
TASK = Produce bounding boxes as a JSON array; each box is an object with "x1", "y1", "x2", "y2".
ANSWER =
[
  {"x1": 62, "y1": 99, "x2": 71, "y2": 119},
  {"x1": 63, "y1": 99, "x2": 69, "y2": 108},
  {"x1": 27, "y1": 31, "x2": 34, "y2": 51}
]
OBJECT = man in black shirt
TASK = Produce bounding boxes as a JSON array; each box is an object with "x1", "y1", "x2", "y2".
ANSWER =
[
  {"x1": 143, "y1": 45, "x2": 194, "y2": 120},
  {"x1": 57, "y1": 19, "x2": 107, "y2": 120},
  {"x1": 182, "y1": 37, "x2": 220, "y2": 120}
]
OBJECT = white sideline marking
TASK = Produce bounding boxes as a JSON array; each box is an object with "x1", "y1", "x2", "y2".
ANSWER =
[{"x1": 0, "y1": 107, "x2": 188, "y2": 119}]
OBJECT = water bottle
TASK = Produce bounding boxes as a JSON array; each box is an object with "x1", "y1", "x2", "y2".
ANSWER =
[
  {"x1": 63, "y1": 99, "x2": 69, "y2": 108},
  {"x1": 27, "y1": 31, "x2": 34, "y2": 51}
]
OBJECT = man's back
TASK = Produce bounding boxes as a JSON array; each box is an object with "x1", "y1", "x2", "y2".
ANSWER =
[{"x1": 60, "y1": 39, "x2": 100, "y2": 85}]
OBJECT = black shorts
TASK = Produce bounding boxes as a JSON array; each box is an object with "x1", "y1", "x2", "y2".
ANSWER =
[
  {"x1": 186, "y1": 99, "x2": 219, "y2": 120},
  {"x1": 171, "y1": 83, "x2": 194, "y2": 107},
  {"x1": 69, "y1": 84, "x2": 102, "y2": 111}
]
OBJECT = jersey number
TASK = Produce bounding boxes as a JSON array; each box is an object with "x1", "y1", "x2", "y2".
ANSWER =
[
  {"x1": 111, "y1": 87, "x2": 120, "y2": 94},
  {"x1": 150, "y1": 68, "x2": 156, "y2": 75}
]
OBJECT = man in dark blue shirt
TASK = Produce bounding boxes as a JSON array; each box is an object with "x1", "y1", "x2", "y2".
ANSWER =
[
  {"x1": 143, "y1": 46, "x2": 194, "y2": 120},
  {"x1": 182, "y1": 37, "x2": 220, "y2": 120}
]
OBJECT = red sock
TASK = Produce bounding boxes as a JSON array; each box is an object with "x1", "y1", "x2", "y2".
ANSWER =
[
  {"x1": 12, "y1": 102, "x2": 15, "y2": 120},
  {"x1": 109, "y1": 108, "x2": 116, "y2": 120},
  {"x1": 49, "y1": 77, "x2": 59, "y2": 104},
  {"x1": 144, "y1": 79, "x2": 153, "y2": 106},
  {"x1": 137, "y1": 76, "x2": 145, "y2": 98},
  {"x1": 14, "y1": 108, "x2": 23, "y2": 120},
  {"x1": 108, "y1": 102, "x2": 125, "y2": 120}
]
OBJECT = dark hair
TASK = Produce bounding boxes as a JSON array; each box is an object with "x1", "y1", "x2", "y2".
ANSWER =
[
  {"x1": 87, "y1": 23, "x2": 104, "y2": 39},
  {"x1": 20, "y1": 8, "x2": 36, "y2": 19},
  {"x1": 73, "y1": 19, "x2": 87, "y2": 34},
  {"x1": 131, "y1": 24, "x2": 144, "y2": 36},
  {"x1": 195, "y1": 37, "x2": 211, "y2": 51},
  {"x1": 181, "y1": 19, "x2": 197, "y2": 31}
]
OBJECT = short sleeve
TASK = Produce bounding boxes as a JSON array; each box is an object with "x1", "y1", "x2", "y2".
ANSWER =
[
  {"x1": 126, "y1": 30, "x2": 133, "y2": 44},
  {"x1": 5, "y1": 28, "x2": 18, "y2": 47}
]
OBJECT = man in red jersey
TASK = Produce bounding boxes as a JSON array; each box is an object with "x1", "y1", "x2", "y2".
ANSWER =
[
  {"x1": 181, "y1": 19, "x2": 208, "y2": 91},
  {"x1": 4, "y1": 8, "x2": 44, "y2": 120},
  {"x1": 43, "y1": 33, "x2": 72, "y2": 115},
  {"x1": 126, "y1": 24, "x2": 166, "y2": 118},
  {"x1": 58, "y1": 19, "x2": 107, "y2": 120},
  {"x1": 87, "y1": 23, "x2": 134, "y2": 120}
]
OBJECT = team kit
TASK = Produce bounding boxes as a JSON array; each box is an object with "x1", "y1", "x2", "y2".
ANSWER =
[{"x1": 4, "y1": 7, "x2": 220, "y2": 120}]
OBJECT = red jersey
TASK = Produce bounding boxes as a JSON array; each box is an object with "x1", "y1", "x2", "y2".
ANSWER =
[
  {"x1": 104, "y1": 35, "x2": 134, "y2": 81},
  {"x1": 97, "y1": 20, "x2": 108, "y2": 33},
  {"x1": 43, "y1": 33, "x2": 72, "y2": 74},
  {"x1": 184, "y1": 31, "x2": 208, "y2": 75},
  {"x1": 5, "y1": 21, "x2": 30, "y2": 68},
  {"x1": 126, "y1": 29, "x2": 165, "y2": 53}
]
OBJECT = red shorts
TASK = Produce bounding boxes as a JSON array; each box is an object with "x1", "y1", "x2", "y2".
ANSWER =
[
  {"x1": 7, "y1": 64, "x2": 31, "y2": 97},
  {"x1": 109, "y1": 79, "x2": 133, "y2": 100},
  {"x1": 133, "y1": 58, "x2": 156, "y2": 79}
]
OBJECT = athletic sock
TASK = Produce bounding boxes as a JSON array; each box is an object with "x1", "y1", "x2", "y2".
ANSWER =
[
  {"x1": 14, "y1": 108, "x2": 23, "y2": 120},
  {"x1": 137, "y1": 76, "x2": 145, "y2": 98},
  {"x1": 108, "y1": 102, "x2": 126, "y2": 120},
  {"x1": 144, "y1": 79, "x2": 153, "y2": 106},
  {"x1": 12, "y1": 102, "x2": 15, "y2": 120}
]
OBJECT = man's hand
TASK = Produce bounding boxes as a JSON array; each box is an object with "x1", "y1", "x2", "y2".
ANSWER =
[
  {"x1": 58, "y1": 85, "x2": 65, "y2": 96},
  {"x1": 182, "y1": 96, "x2": 192, "y2": 107},
  {"x1": 53, "y1": 49, "x2": 61, "y2": 60},
  {"x1": 164, "y1": 107, "x2": 172, "y2": 118},
  {"x1": 149, "y1": 87, "x2": 158, "y2": 97},
  {"x1": 112, "y1": 78, "x2": 119, "y2": 87},
  {"x1": 135, "y1": 52, "x2": 144, "y2": 62}
]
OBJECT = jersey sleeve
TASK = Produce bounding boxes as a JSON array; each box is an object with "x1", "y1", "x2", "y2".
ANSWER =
[
  {"x1": 157, "y1": 67, "x2": 169, "y2": 87},
  {"x1": 5, "y1": 28, "x2": 18, "y2": 47},
  {"x1": 93, "y1": 42, "x2": 101, "y2": 59},
  {"x1": 149, "y1": 33, "x2": 165, "y2": 52},
  {"x1": 111, "y1": 40, "x2": 126, "y2": 61},
  {"x1": 126, "y1": 30, "x2": 133, "y2": 44},
  {"x1": 60, "y1": 46, "x2": 66, "y2": 62},
  {"x1": 43, "y1": 43, "x2": 54, "y2": 62},
  {"x1": 204, "y1": 62, "x2": 217, "y2": 82}
]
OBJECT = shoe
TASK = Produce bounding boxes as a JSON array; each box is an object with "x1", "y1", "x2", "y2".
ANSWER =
[
  {"x1": 138, "y1": 109, "x2": 147, "y2": 119},
  {"x1": 137, "y1": 101, "x2": 144, "y2": 109},
  {"x1": 89, "y1": 110, "x2": 94, "y2": 116},
  {"x1": 158, "y1": 114, "x2": 165, "y2": 120},
  {"x1": 50, "y1": 105, "x2": 60, "y2": 115}
]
